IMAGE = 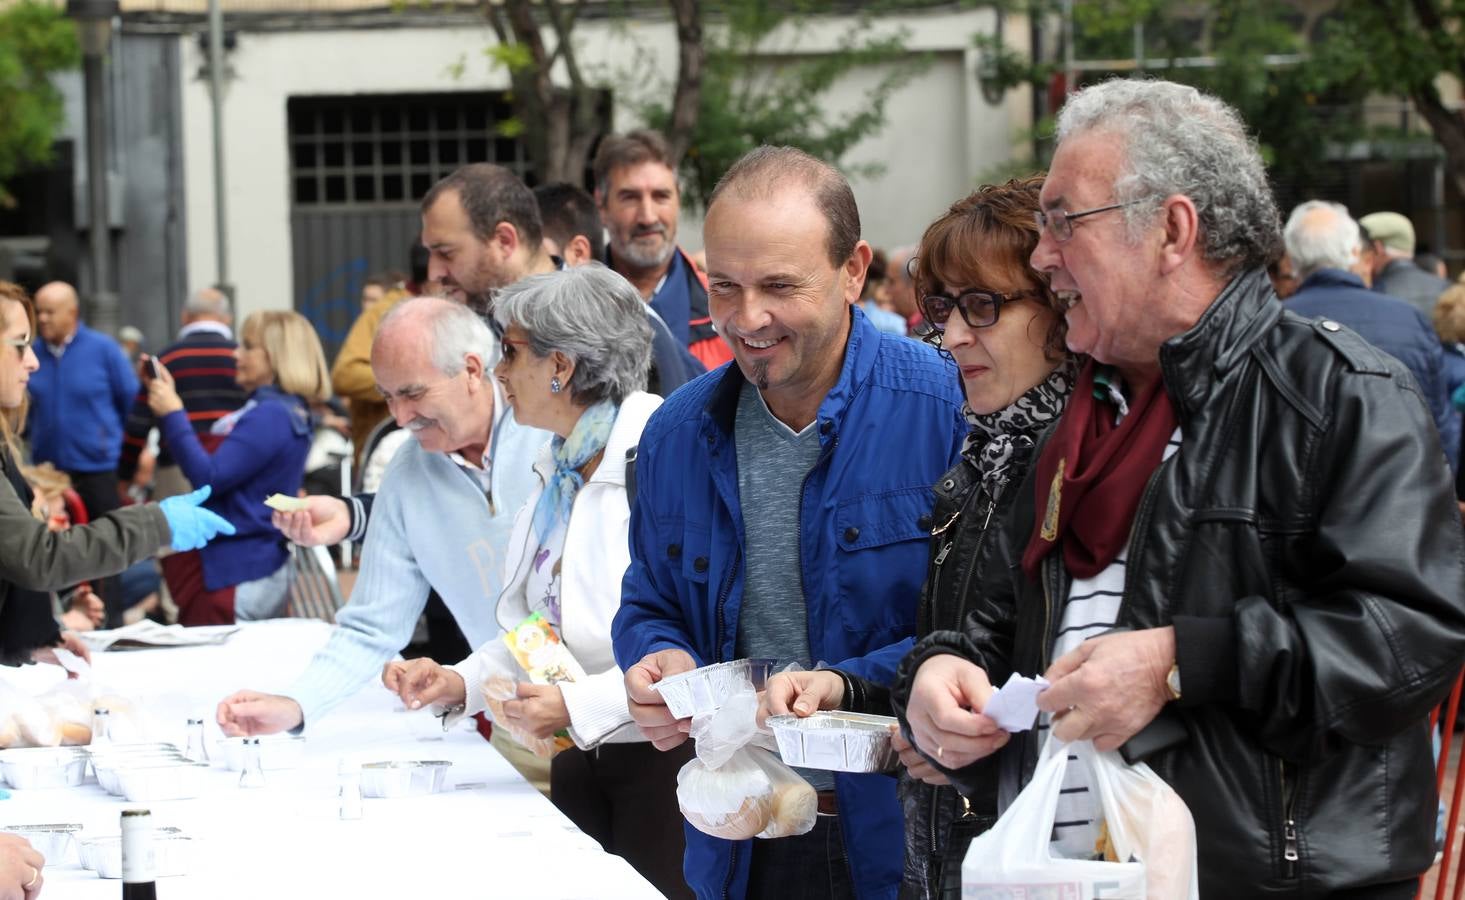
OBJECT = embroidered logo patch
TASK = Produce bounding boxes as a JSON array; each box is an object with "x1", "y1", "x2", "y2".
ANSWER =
[{"x1": 1040, "y1": 458, "x2": 1064, "y2": 542}]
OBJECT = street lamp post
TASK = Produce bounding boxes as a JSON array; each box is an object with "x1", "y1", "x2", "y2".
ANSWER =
[{"x1": 67, "y1": 0, "x2": 120, "y2": 336}]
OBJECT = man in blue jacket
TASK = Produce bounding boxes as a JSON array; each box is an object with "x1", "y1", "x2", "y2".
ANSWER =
[
  {"x1": 1284, "y1": 201, "x2": 1461, "y2": 473},
  {"x1": 28, "y1": 282, "x2": 139, "y2": 510},
  {"x1": 612, "y1": 146, "x2": 967, "y2": 900},
  {"x1": 27, "y1": 281, "x2": 140, "y2": 624}
]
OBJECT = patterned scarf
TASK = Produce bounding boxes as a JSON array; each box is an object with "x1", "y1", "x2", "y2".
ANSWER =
[
  {"x1": 531, "y1": 399, "x2": 618, "y2": 544},
  {"x1": 961, "y1": 358, "x2": 1078, "y2": 505}
]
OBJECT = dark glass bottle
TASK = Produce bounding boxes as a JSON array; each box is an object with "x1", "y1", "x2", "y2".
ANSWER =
[{"x1": 121, "y1": 808, "x2": 158, "y2": 899}]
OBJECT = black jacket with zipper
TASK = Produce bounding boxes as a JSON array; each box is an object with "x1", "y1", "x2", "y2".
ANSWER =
[
  {"x1": 892, "y1": 269, "x2": 1465, "y2": 895},
  {"x1": 847, "y1": 443, "x2": 1045, "y2": 899}
]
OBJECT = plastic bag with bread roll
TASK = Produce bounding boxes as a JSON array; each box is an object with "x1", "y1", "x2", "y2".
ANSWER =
[
  {"x1": 677, "y1": 745, "x2": 816, "y2": 840},
  {"x1": 676, "y1": 679, "x2": 815, "y2": 841}
]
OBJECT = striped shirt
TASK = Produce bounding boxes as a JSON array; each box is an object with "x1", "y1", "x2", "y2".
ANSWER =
[
  {"x1": 1042, "y1": 425, "x2": 1182, "y2": 859},
  {"x1": 119, "y1": 325, "x2": 246, "y2": 480}
]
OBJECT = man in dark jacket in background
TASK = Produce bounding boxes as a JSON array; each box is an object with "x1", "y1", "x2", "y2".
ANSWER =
[
  {"x1": 1361, "y1": 210, "x2": 1452, "y2": 319},
  {"x1": 535, "y1": 181, "x2": 704, "y2": 396},
  {"x1": 1284, "y1": 200, "x2": 1460, "y2": 474},
  {"x1": 896, "y1": 78, "x2": 1465, "y2": 898}
]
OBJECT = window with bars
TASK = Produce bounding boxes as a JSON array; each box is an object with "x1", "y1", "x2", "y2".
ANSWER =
[{"x1": 287, "y1": 92, "x2": 526, "y2": 206}]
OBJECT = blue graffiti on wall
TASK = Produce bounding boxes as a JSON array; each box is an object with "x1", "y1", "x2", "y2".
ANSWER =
[{"x1": 299, "y1": 257, "x2": 368, "y2": 349}]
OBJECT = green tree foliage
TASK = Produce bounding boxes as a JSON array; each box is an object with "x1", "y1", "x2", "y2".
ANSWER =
[
  {"x1": 0, "y1": 1, "x2": 79, "y2": 206},
  {"x1": 1307, "y1": 1, "x2": 1465, "y2": 199},
  {"x1": 975, "y1": 0, "x2": 1372, "y2": 204},
  {"x1": 638, "y1": 1, "x2": 929, "y2": 211}
]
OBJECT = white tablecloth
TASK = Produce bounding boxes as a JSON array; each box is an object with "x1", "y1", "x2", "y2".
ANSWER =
[{"x1": 0, "y1": 619, "x2": 665, "y2": 899}]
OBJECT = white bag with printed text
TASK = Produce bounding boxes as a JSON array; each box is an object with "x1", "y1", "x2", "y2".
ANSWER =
[{"x1": 962, "y1": 739, "x2": 1198, "y2": 900}]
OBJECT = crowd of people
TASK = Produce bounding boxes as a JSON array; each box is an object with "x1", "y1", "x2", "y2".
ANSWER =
[{"x1": 2, "y1": 76, "x2": 1464, "y2": 900}]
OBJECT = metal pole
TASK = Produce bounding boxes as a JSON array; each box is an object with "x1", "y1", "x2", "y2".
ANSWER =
[
  {"x1": 83, "y1": 47, "x2": 118, "y2": 335},
  {"x1": 208, "y1": 0, "x2": 230, "y2": 294}
]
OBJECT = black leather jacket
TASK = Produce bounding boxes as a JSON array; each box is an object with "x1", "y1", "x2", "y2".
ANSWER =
[
  {"x1": 894, "y1": 269, "x2": 1465, "y2": 895},
  {"x1": 849, "y1": 454, "x2": 1027, "y2": 899}
]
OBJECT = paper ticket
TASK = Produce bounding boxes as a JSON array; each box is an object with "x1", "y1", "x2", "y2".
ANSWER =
[{"x1": 264, "y1": 493, "x2": 309, "y2": 512}]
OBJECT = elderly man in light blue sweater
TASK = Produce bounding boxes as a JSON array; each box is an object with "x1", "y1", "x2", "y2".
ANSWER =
[{"x1": 214, "y1": 298, "x2": 549, "y2": 767}]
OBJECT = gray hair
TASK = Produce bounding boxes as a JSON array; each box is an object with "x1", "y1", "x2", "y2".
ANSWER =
[
  {"x1": 492, "y1": 265, "x2": 652, "y2": 406},
  {"x1": 1056, "y1": 78, "x2": 1281, "y2": 275},
  {"x1": 1283, "y1": 200, "x2": 1360, "y2": 281},
  {"x1": 376, "y1": 295, "x2": 500, "y2": 375},
  {"x1": 184, "y1": 286, "x2": 231, "y2": 319}
]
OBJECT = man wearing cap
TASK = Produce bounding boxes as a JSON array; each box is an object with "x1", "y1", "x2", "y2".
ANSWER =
[{"x1": 1360, "y1": 210, "x2": 1452, "y2": 318}]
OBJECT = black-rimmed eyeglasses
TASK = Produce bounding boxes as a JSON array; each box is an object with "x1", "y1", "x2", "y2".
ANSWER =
[
  {"x1": 917, "y1": 288, "x2": 1041, "y2": 332},
  {"x1": 1034, "y1": 198, "x2": 1150, "y2": 243}
]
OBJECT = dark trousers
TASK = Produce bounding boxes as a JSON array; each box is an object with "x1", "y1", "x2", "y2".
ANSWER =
[
  {"x1": 64, "y1": 468, "x2": 125, "y2": 627},
  {"x1": 551, "y1": 740, "x2": 694, "y2": 900},
  {"x1": 746, "y1": 813, "x2": 855, "y2": 900}
]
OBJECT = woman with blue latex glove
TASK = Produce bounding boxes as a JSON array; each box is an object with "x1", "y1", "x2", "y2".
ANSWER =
[
  {"x1": 159, "y1": 486, "x2": 237, "y2": 551},
  {"x1": 147, "y1": 311, "x2": 330, "y2": 625},
  {"x1": 0, "y1": 283, "x2": 228, "y2": 669}
]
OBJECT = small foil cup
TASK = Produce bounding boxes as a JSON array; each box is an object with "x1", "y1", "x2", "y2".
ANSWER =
[
  {"x1": 1, "y1": 824, "x2": 81, "y2": 863},
  {"x1": 650, "y1": 658, "x2": 775, "y2": 719},
  {"x1": 766, "y1": 711, "x2": 901, "y2": 773},
  {"x1": 360, "y1": 760, "x2": 452, "y2": 798}
]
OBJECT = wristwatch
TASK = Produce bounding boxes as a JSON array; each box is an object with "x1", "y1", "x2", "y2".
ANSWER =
[{"x1": 1166, "y1": 663, "x2": 1182, "y2": 701}]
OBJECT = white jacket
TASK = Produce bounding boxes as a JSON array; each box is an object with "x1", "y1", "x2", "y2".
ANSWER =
[{"x1": 449, "y1": 391, "x2": 661, "y2": 749}]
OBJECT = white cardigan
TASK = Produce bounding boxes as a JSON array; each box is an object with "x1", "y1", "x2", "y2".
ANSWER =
[{"x1": 449, "y1": 391, "x2": 661, "y2": 749}]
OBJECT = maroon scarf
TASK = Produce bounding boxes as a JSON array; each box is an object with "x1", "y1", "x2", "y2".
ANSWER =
[{"x1": 1021, "y1": 361, "x2": 1177, "y2": 580}]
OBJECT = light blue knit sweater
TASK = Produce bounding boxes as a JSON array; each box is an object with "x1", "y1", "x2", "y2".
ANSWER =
[{"x1": 287, "y1": 410, "x2": 550, "y2": 727}]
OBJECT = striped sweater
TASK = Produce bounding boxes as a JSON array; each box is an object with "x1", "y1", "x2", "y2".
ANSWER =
[{"x1": 119, "y1": 324, "x2": 247, "y2": 480}]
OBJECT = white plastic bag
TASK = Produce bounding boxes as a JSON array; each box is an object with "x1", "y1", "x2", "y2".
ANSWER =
[
  {"x1": 675, "y1": 677, "x2": 816, "y2": 840},
  {"x1": 962, "y1": 740, "x2": 1198, "y2": 900}
]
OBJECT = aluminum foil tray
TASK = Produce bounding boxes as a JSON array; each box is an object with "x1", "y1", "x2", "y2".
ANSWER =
[
  {"x1": 83, "y1": 833, "x2": 192, "y2": 879},
  {"x1": 650, "y1": 658, "x2": 775, "y2": 719},
  {"x1": 1, "y1": 824, "x2": 82, "y2": 863},
  {"x1": 114, "y1": 761, "x2": 210, "y2": 802},
  {"x1": 0, "y1": 748, "x2": 89, "y2": 789},
  {"x1": 93, "y1": 752, "x2": 187, "y2": 796},
  {"x1": 360, "y1": 760, "x2": 452, "y2": 798},
  {"x1": 766, "y1": 711, "x2": 900, "y2": 773}
]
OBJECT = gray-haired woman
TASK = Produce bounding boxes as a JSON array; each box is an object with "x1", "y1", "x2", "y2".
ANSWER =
[{"x1": 383, "y1": 265, "x2": 691, "y2": 898}]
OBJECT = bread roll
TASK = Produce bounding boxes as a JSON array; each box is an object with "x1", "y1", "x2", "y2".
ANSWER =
[
  {"x1": 677, "y1": 756, "x2": 774, "y2": 840},
  {"x1": 60, "y1": 722, "x2": 92, "y2": 745},
  {"x1": 0, "y1": 717, "x2": 19, "y2": 749},
  {"x1": 682, "y1": 793, "x2": 772, "y2": 840},
  {"x1": 761, "y1": 778, "x2": 817, "y2": 838},
  {"x1": 15, "y1": 707, "x2": 60, "y2": 747}
]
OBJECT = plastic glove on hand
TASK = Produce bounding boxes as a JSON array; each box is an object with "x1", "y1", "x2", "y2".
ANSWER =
[{"x1": 159, "y1": 485, "x2": 237, "y2": 551}]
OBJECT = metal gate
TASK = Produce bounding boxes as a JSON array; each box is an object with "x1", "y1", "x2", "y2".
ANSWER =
[
  {"x1": 287, "y1": 91, "x2": 528, "y2": 361},
  {"x1": 291, "y1": 203, "x2": 420, "y2": 361}
]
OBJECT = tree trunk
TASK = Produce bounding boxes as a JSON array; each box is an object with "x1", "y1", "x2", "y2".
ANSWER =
[
  {"x1": 1409, "y1": 83, "x2": 1465, "y2": 202},
  {"x1": 664, "y1": 0, "x2": 704, "y2": 169}
]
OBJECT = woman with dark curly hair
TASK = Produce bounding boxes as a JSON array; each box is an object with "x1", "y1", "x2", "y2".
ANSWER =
[{"x1": 759, "y1": 175, "x2": 1077, "y2": 899}]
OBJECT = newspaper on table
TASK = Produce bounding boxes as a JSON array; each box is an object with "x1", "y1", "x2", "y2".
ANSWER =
[{"x1": 78, "y1": 620, "x2": 241, "y2": 652}]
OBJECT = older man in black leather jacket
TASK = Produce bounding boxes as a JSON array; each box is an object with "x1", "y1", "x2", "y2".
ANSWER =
[{"x1": 895, "y1": 78, "x2": 1465, "y2": 898}]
